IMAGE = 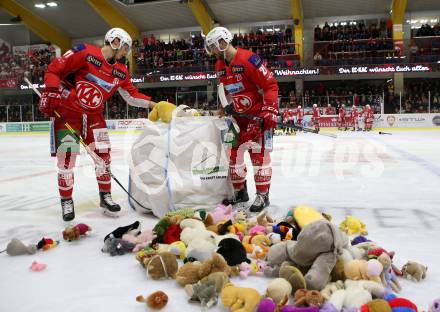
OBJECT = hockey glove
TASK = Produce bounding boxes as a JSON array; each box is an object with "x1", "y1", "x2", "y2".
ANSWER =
[
  {"x1": 237, "y1": 122, "x2": 261, "y2": 146},
  {"x1": 258, "y1": 106, "x2": 279, "y2": 131},
  {"x1": 39, "y1": 88, "x2": 61, "y2": 117}
]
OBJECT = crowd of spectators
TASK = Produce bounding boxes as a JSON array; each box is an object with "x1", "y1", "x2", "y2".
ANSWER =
[
  {"x1": 409, "y1": 24, "x2": 440, "y2": 63},
  {"x1": 391, "y1": 79, "x2": 440, "y2": 113},
  {"x1": 0, "y1": 42, "x2": 56, "y2": 85},
  {"x1": 414, "y1": 23, "x2": 440, "y2": 37},
  {"x1": 134, "y1": 29, "x2": 299, "y2": 74},
  {"x1": 313, "y1": 20, "x2": 398, "y2": 65},
  {"x1": 279, "y1": 82, "x2": 389, "y2": 113}
]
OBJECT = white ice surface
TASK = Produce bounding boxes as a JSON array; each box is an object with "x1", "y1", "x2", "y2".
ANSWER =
[{"x1": 0, "y1": 130, "x2": 439, "y2": 312}]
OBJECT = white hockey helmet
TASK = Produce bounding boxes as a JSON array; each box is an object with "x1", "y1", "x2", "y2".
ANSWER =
[
  {"x1": 105, "y1": 28, "x2": 132, "y2": 53},
  {"x1": 313, "y1": 103, "x2": 317, "y2": 108},
  {"x1": 204, "y1": 26, "x2": 233, "y2": 55},
  {"x1": 298, "y1": 105, "x2": 302, "y2": 109},
  {"x1": 366, "y1": 104, "x2": 371, "y2": 108}
]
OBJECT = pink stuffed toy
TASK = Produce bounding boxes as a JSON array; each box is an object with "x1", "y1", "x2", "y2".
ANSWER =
[
  {"x1": 210, "y1": 204, "x2": 233, "y2": 224},
  {"x1": 122, "y1": 230, "x2": 155, "y2": 252},
  {"x1": 249, "y1": 225, "x2": 267, "y2": 236},
  {"x1": 239, "y1": 260, "x2": 266, "y2": 278},
  {"x1": 30, "y1": 261, "x2": 47, "y2": 271}
]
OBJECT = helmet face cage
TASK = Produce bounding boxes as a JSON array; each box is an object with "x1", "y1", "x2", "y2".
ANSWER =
[
  {"x1": 204, "y1": 27, "x2": 232, "y2": 55},
  {"x1": 105, "y1": 28, "x2": 132, "y2": 53}
]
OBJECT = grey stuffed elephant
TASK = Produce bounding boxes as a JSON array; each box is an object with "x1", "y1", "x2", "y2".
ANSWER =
[{"x1": 264, "y1": 220, "x2": 345, "y2": 291}]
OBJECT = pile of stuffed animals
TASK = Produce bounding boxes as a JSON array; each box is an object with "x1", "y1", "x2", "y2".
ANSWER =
[
  {"x1": 2, "y1": 204, "x2": 436, "y2": 312},
  {"x1": 98, "y1": 204, "x2": 432, "y2": 311}
]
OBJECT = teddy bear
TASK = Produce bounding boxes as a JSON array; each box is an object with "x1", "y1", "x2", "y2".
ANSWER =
[
  {"x1": 186, "y1": 279, "x2": 218, "y2": 309},
  {"x1": 122, "y1": 230, "x2": 155, "y2": 253},
  {"x1": 210, "y1": 204, "x2": 234, "y2": 224},
  {"x1": 328, "y1": 279, "x2": 385, "y2": 311},
  {"x1": 148, "y1": 101, "x2": 177, "y2": 123},
  {"x1": 360, "y1": 299, "x2": 392, "y2": 312},
  {"x1": 62, "y1": 223, "x2": 91, "y2": 241},
  {"x1": 101, "y1": 237, "x2": 135, "y2": 256},
  {"x1": 144, "y1": 251, "x2": 179, "y2": 279},
  {"x1": 377, "y1": 253, "x2": 401, "y2": 293},
  {"x1": 339, "y1": 215, "x2": 368, "y2": 236},
  {"x1": 320, "y1": 280, "x2": 344, "y2": 300},
  {"x1": 294, "y1": 289, "x2": 326, "y2": 307},
  {"x1": 220, "y1": 283, "x2": 261, "y2": 312},
  {"x1": 264, "y1": 220, "x2": 346, "y2": 292},
  {"x1": 184, "y1": 272, "x2": 229, "y2": 309},
  {"x1": 401, "y1": 261, "x2": 427, "y2": 281},
  {"x1": 344, "y1": 259, "x2": 383, "y2": 283},
  {"x1": 176, "y1": 253, "x2": 231, "y2": 286},
  {"x1": 217, "y1": 238, "x2": 250, "y2": 266},
  {"x1": 265, "y1": 278, "x2": 292, "y2": 305},
  {"x1": 239, "y1": 260, "x2": 266, "y2": 278},
  {"x1": 5, "y1": 238, "x2": 37, "y2": 256}
]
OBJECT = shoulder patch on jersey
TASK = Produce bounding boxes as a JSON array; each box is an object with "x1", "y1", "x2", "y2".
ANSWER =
[
  {"x1": 112, "y1": 68, "x2": 127, "y2": 80},
  {"x1": 86, "y1": 54, "x2": 103, "y2": 68},
  {"x1": 232, "y1": 65, "x2": 245, "y2": 74},
  {"x1": 248, "y1": 54, "x2": 262, "y2": 68},
  {"x1": 71, "y1": 43, "x2": 86, "y2": 53}
]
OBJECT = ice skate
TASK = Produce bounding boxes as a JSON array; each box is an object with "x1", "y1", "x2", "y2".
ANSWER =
[
  {"x1": 249, "y1": 192, "x2": 270, "y2": 213},
  {"x1": 100, "y1": 192, "x2": 121, "y2": 217},
  {"x1": 61, "y1": 198, "x2": 75, "y2": 222},
  {"x1": 222, "y1": 182, "x2": 249, "y2": 208}
]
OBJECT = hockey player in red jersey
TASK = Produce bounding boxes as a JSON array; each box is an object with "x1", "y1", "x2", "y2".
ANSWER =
[
  {"x1": 205, "y1": 26, "x2": 279, "y2": 212},
  {"x1": 282, "y1": 108, "x2": 295, "y2": 134},
  {"x1": 338, "y1": 104, "x2": 347, "y2": 130},
  {"x1": 39, "y1": 28, "x2": 157, "y2": 221},
  {"x1": 351, "y1": 105, "x2": 359, "y2": 131},
  {"x1": 364, "y1": 104, "x2": 374, "y2": 131},
  {"x1": 311, "y1": 103, "x2": 320, "y2": 133},
  {"x1": 325, "y1": 103, "x2": 336, "y2": 115},
  {"x1": 296, "y1": 105, "x2": 304, "y2": 130}
]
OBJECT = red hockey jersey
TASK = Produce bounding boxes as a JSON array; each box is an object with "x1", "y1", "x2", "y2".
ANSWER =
[
  {"x1": 45, "y1": 43, "x2": 151, "y2": 114},
  {"x1": 282, "y1": 109, "x2": 295, "y2": 122},
  {"x1": 312, "y1": 107, "x2": 320, "y2": 118},
  {"x1": 215, "y1": 48, "x2": 279, "y2": 126}
]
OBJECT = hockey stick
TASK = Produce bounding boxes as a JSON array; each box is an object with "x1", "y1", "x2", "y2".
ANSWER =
[
  {"x1": 379, "y1": 131, "x2": 392, "y2": 135},
  {"x1": 25, "y1": 78, "x2": 151, "y2": 211},
  {"x1": 217, "y1": 83, "x2": 337, "y2": 139}
]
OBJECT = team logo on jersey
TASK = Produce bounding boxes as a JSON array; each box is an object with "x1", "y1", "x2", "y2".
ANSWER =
[
  {"x1": 217, "y1": 69, "x2": 226, "y2": 77},
  {"x1": 232, "y1": 65, "x2": 245, "y2": 74},
  {"x1": 248, "y1": 54, "x2": 262, "y2": 68},
  {"x1": 112, "y1": 68, "x2": 126, "y2": 80},
  {"x1": 232, "y1": 95, "x2": 252, "y2": 113},
  {"x1": 86, "y1": 54, "x2": 103, "y2": 68},
  {"x1": 76, "y1": 81, "x2": 104, "y2": 109},
  {"x1": 224, "y1": 82, "x2": 245, "y2": 94}
]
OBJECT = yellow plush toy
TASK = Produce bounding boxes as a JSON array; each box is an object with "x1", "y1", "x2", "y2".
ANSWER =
[
  {"x1": 339, "y1": 215, "x2": 368, "y2": 235},
  {"x1": 148, "y1": 101, "x2": 177, "y2": 123},
  {"x1": 293, "y1": 205, "x2": 325, "y2": 229},
  {"x1": 220, "y1": 283, "x2": 261, "y2": 312}
]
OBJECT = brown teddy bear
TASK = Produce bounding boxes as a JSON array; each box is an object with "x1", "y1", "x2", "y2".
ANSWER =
[
  {"x1": 144, "y1": 251, "x2": 178, "y2": 279},
  {"x1": 402, "y1": 261, "x2": 427, "y2": 281},
  {"x1": 62, "y1": 223, "x2": 91, "y2": 241},
  {"x1": 220, "y1": 283, "x2": 261, "y2": 312},
  {"x1": 294, "y1": 288, "x2": 326, "y2": 307},
  {"x1": 176, "y1": 253, "x2": 231, "y2": 286}
]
